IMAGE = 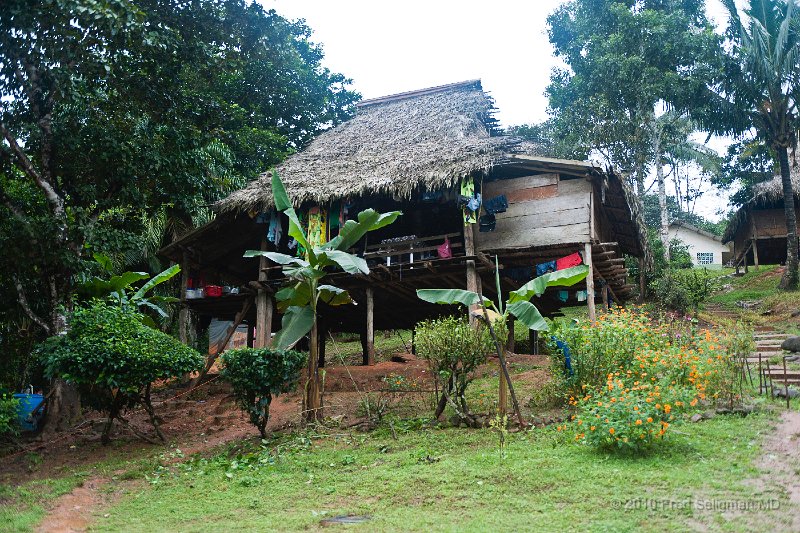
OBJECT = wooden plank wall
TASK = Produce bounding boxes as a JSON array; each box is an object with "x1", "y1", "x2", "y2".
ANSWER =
[{"x1": 475, "y1": 174, "x2": 591, "y2": 251}]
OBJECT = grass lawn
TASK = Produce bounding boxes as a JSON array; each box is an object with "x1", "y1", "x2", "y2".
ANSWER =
[{"x1": 83, "y1": 410, "x2": 780, "y2": 532}]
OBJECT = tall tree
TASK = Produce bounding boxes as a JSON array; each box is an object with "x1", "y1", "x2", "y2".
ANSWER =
[
  {"x1": 546, "y1": 0, "x2": 720, "y2": 258},
  {"x1": 704, "y1": 0, "x2": 800, "y2": 289},
  {"x1": 0, "y1": 0, "x2": 358, "y2": 429}
]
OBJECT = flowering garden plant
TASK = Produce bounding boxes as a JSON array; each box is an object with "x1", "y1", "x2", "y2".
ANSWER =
[{"x1": 553, "y1": 307, "x2": 749, "y2": 452}]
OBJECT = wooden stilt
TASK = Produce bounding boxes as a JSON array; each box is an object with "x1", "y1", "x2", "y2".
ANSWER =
[
  {"x1": 463, "y1": 222, "x2": 480, "y2": 322},
  {"x1": 530, "y1": 330, "x2": 539, "y2": 355},
  {"x1": 255, "y1": 238, "x2": 273, "y2": 348},
  {"x1": 584, "y1": 242, "x2": 596, "y2": 323},
  {"x1": 247, "y1": 324, "x2": 254, "y2": 348},
  {"x1": 364, "y1": 287, "x2": 375, "y2": 366},
  {"x1": 752, "y1": 235, "x2": 760, "y2": 270}
]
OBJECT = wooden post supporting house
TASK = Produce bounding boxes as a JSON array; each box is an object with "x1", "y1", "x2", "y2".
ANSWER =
[
  {"x1": 463, "y1": 221, "x2": 480, "y2": 323},
  {"x1": 584, "y1": 242, "x2": 596, "y2": 323},
  {"x1": 752, "y1": 228, "x2": 760, "y2": 270},
  {"x1": 364, "y1": 287, "x2": 375, "y2": 365},
  {"x1": 255, "y1": 237, "x2": 273, "y2": 348}
]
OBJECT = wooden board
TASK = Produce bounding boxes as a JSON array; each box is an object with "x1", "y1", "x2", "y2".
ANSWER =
[
  {"x1": 483, "y1": 174, "x2": 559, "y2": 198},
  {"x1": 476, "y1": 177, "x2": 591, "y2": 251}
]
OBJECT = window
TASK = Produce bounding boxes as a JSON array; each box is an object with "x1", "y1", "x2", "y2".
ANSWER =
[{"x1": 696, "y1": 252, "x2": 714, "y2": 265}]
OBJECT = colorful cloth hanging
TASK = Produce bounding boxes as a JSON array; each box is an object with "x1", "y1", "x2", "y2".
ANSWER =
[
  {"x1": 536, "y1": 260, "x2": 557, "y2": 277},
  {"x1": 307, "y1": 206, "x2": 327, "y2": 249},
  {"x1": 556, "y1": 252, "x2": 583, "y2": 270},
  {"x1": 267, "y1": 210, "x2": 282, "y2": 246},
  {"x1": 483, "y1": 195, "x2": 508, "y2": 214},
  {"x1": 557, "y1": 290, "x2": 569, "y2": 303},
  {"x1": 460, "y1": 176, "x2": 477, "y2": 225}
]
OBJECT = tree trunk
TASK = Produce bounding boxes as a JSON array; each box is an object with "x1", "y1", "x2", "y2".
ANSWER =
[
  {"x1": 778, "y1": 145, "x2": 799, "y2": 290},
  {"x1": 304, "y1": 319, "x2": 323, "y2": 422},
  {"x1": 41, "y1": 308, "x2": 82, "y2": 436},
  {"x1": 654, "y1": 129, "x2": 670, "y2": 262}
]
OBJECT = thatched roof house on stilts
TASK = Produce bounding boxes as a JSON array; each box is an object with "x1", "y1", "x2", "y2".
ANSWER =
[
  {"x1": 159, "y1": 80, "x2": 651, "y2": 364},
  {"x1": 723, "y1": 169, "x2": 800, "y2": 272}
]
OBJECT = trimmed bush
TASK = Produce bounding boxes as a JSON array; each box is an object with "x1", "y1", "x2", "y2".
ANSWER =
[
  {"x1": 415, "y1": 315, "x2": 493, "y2": 423},
  {"x1": 221, "y1": 347, "x2": 307, "y2": 437},
  {"x1": 39, "y1": 301, "x2": 203, "y2": 444}
]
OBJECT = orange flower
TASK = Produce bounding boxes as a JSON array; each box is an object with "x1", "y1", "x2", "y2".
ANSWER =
[
  {"x1": 646, "y1": 417, "x2": 653, "y2": 423},
  {"x1": 635, "y1": 419, "x2": 642, "y2": 425},
  {"x1": 590, "y1": 426, "x2": 596, "y2": 431},
  {"x1": 609, "y1": 428, "x2": 615, "y2": 435},
  {"x1": 664, "y1": 404, "x2": 671, "y2": 414}
]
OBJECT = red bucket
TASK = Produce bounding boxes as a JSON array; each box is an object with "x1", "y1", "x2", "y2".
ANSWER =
[{"x1": 205, "y1": 285, "x2": 223, "y2": 297}]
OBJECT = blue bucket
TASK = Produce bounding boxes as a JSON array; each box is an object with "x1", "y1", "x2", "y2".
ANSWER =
[{"x1": 13, "y1": 393, "x2": 45, "y2": 431}]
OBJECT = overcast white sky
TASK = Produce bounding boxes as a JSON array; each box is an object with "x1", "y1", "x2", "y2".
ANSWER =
[{"x1": 262, "y1": 0, "x2": 738, "y2": 220}]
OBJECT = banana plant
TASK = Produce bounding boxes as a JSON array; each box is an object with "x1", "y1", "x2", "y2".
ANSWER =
[
  {"x1": 75, "y1": 254, "x2": 181, "y2": 328},
  {"x1": 417, "y1": 261, "x2": 589, "y2": 426},
  {"x1": 244, "y1": 171, "x2": 400, "y2": 421}
]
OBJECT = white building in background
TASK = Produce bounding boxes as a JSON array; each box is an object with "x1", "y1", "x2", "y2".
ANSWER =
[{"x1": 668, "y1": 221, "x2": 732, "y2": 267}]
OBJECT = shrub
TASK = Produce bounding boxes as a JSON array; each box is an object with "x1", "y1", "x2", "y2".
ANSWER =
[
  {"x1": 220, "y1": 347, "x2": 307, "y2": 437},
  {"x1": 39, "y1": 301, "x2": 203, "y2": 444},
  {"x1": 415, "y1": 315, "x2": 493, "y2": 423},
  {"x1": 0, "y1": 393, "x2": 19, "y2": 437},
  {"x1": 652, "y1": 268, "x2": 721, "y2": 314}
]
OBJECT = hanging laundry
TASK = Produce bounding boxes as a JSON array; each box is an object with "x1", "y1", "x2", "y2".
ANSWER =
[
  {"x1": 536, "y1": 260, "x2": 557, "y2": 277},
  {"x1": 287, "y1": 238, "x2": 298, "y2": 250},
  {"x1": 479, "y1": 213, "x2": 496, "y2": 232},
  {"x1": 255, "y1": 212, "x2": 269, "y2": 224},
  {"x1": 467, "y1": 193, "x2": 482, "y2": 213},
  {"x1": 503, "y1": 267, "x2": 531, "y2": 282},
  {"x1": 460, "y1": 176, "x2": 477, "y2": 225},
  {"x1": 576, "y1": 290, "x2": 587, "y2": 302},
  {"x1": 556, "y1": 252, "x2": 583, "y2": 270},
  {"x1": 437, "y1": 237, "x2": 452, "y2": 259},
  {"x1": 267, "y1": 210, "x2": 282, "y2": 246},
  {"x1": 307, "y1": 206, "x2": 327, "y2": 249},
  {"x1": 328, "y1": 200, "x2": 341, "y2": 235},
  {"x1": 483, "y1": 195, "x2": 508, "y2": 214},
  {"x1": 557, "y1": 290, "x2": 569, "y2": 303}
]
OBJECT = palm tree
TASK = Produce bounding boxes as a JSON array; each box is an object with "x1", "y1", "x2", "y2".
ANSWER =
[{"x1": 718, "y1": 0, "x2": 800, "y2": 289}]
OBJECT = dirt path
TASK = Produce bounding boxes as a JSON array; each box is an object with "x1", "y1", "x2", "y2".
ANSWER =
[
  {"x1": 751, "y1": 410, "x2": 800, "y2": 531},
  {"x1": 34, "y1": 477, "x2": 109, "y2": 533}
]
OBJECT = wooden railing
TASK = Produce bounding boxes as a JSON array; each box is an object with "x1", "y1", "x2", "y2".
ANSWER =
[{"x1": 362, "y1": 232, "x2": 463, "y2": 266}]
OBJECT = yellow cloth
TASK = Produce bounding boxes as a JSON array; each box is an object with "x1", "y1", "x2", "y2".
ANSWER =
[
  {"x1": 307, "y1": 206, "x2": 327, "y2": 249},
  {"x1": 461, "y1": 176, "x2": 476, "y2": 225}
]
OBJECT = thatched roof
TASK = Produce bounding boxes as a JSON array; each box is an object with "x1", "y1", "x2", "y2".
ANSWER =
[
  {"x1": 722, "y1": 166, "x2": 800, "y2": 243},
  {"x1": 215, "y1": 80, "x2": 521, "y2": 213}
]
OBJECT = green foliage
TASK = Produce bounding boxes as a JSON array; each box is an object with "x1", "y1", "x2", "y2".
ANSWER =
[
  {"x1": 546, "y1": 0, "x2": 720, "y2": 180},
  {"x1": 0, "y1": 392, "x2": 20, "y2": 437},
  {"x1": 38, "y1": 301, "x2": 202, "y2": 441},
  {"x1": 220, "y1": 347, "x2": 307, "y2": 438},
  {"x1": 652, "y1": 268, "x2": 721, "y2": 314},
  {"x1": 415, "y1": 316, "x2": 493, "y2": 419},
  {"x1": 75, "y1": 255, "x2": 181, "y2": 326}
]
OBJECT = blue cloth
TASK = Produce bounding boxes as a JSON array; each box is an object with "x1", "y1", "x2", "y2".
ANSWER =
[
  {"x1": 504, "y1": 266, "x2": 530, "y2": 281},
  {"x1": 466, "y1": 193, "x2": 482, "y2": 213},
  {"x1": 267, "y1": 210, "x2": 282, "y2": 246},
  {"x1": 536, "y1": 260, "x2": 556, "y2": 277},
  {"x1": 483, "y1": 194, "x2": 508, "y2": 214},
  {"x1": 557, "y1": 290, "x2": 569, "y2": 303},
  {"x1": 552, "y1": 338, "x2": 574, "y2": 376}
]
